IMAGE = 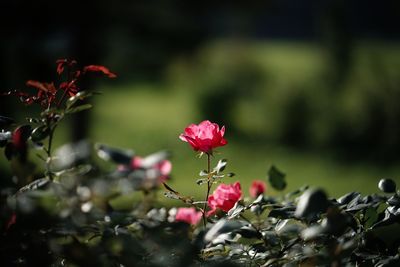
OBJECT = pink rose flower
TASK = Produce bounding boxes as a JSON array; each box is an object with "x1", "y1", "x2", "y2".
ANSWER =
[
  {"x1": 175, "y1": 207, "x2": 202, "y2": 225},
  {"x1": 179, "y1": 120, "x2": 227, "y2": 154},
  {"x1": 249, "y1": 180, "x2": 267, "y2": 198},
  {"x1": 207, "y1": 182, "x2": 242, "y2": 216}
]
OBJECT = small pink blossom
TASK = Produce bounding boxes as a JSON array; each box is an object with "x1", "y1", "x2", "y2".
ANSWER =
[
  {"x1": 130, "y1": 156, "x2": 172, "y2": 177},
  {"x1": 175, "y1": 207, "x2": 202, "y2": 225},
  {"x1": 128, "y1": 155, "x2": 172, "y2": 189},
  {"x1": 155, "y1": 160, "x2": 172, "y2": 177},
  {"x1": 131, "y1": 156, "x2": 143, "y2": 169},
  {"x1": 179, "y1": 120, "x2": 227, "y2": 154},
  {"x1": 207, "y1": 182, "x2": 242, "y2": 216},
  {"x1": 249, "y1": 180, "x2": 267, "y2": 198}
]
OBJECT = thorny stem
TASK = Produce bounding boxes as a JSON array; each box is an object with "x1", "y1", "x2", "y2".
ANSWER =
[{"x1": 202, "y1": 153, "x2": 212, "y2": 228}]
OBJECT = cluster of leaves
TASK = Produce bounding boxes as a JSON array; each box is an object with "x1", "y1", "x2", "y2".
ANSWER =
[
  {"x1": 0, "y1": 60, "x2": 115, "y2": 183},
  {"x1": 1, "y1": 62, "x2": 400, "y2": 266},
  {"x1": 1, "y1": 145, "x2": 399, "y2": 267},
  {"x1": 163, "y1": 158, "x2": 233, "y2": 206},
  {"x1": 200, "y1": 176, "x2": 400, "y2": 267}
]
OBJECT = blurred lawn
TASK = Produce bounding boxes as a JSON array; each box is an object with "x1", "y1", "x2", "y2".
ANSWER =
[
  {"x1": 2, "y1": 41, "x2": 399, "y2": 203},
  {"x1": 91, "y1": 82, "x2": 400, "y2": 200},
  {"x1": 90, "y1": 40, "x2": 400, "y2": 200}
]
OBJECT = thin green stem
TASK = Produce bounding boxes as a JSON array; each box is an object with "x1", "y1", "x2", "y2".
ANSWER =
[
  {"x1": 202, "y1": 153, "x2": 212, "y2": 228},
  {"x1": 46, "y1": 122, "x2": 57, "y2": 180},
  {"x1": 240, "y1": 214, "x2": 263, "y2": 239},
  {"x1": 57, "y1": 89, "x2": 69, "y2": 108}
]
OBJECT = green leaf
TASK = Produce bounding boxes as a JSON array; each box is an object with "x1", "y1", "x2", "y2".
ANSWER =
[
  {"x1": 66, "y1": 91, "x2": 97, "y2": 109},
  {"x1": 196, "y1": 178, "x2": 208, "y2": 185},
  {"x1": 268, "y1": 165, "x2": 287, "y2": 191},
  {"x1": 204, "y1": 219, "x2": 246, "y2": 243},
  {"x1": 269, "y1": 207, "x2": 296, "y2": 219},
  {"x1": 53, "y1": 164, "x2": 92, "y2": 178},
  {"x1": 364, "y1": 207, "x2": 378, "y2": 229},
  {"x1": 199, "y1": 170, "x2": 208, "y2": 176},
  {"x1": 235, "y1": 226, "x2": 261, "y2": 239},
  {"x1": 387, "y1": 195, "x2": 400, "y2": 206},
  {"x1": 95, "y1": 143, "x2": 133, "y2": 165},
  {"x1": 26, "y1": 117, "x2": 41, "y2": 123},
  {"x1": 294, "y1": 188, "x2": 329, "y2": 221},
  {"x1": 31, "y1": 125, "x2": 50, "y2": 142},
  {"x1": 227, "y1": 202, "x2": 245, "y2": 219},
  {"x1": 214, "y1": 159, "x2": 227, "y2": 174},
  {"x1": 163, "y1": 183, "x2": 193, "y2": 204},
  {"x1": 301, "y1": 225, "x2": 326, "y2": 241},
  {"x1": 337, "y1": 191, "x2": 361, "y2": 205},
  {"x1": 163, "y1": 191, "x2": 181, "y2": 200},
  {"x1": 41, "y1": 108, "x2": 63, "y2": 117},
  {"x1": 17, "y1": 177, "x2": 51, "y2": 194},
  {"x1": 66, "y1": 104, "x2": 93, "y2": 114},
  {"x1": 0, "y1": 131, "x2": 11, "y2": 147}
]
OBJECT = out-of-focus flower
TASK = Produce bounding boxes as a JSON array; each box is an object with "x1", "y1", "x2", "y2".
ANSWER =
[
  {"x1": 130, "y1": 155, "x2": 172, "y2": 184},
  {"x1": 207, "y1": 182, "x2": 242, "y2": 216},
  {"x1": 175, "y1": 207, "x2": 202, "y2": 225},
  {"x1": 179, "y1": 120, "x2": 227, "y2": 154},
  {"x1": 96, "y1": 144, "x2": 171, "y2": 192},
  {"x1": 249, "y1": 180, "x2": 267, "y2": 198}
]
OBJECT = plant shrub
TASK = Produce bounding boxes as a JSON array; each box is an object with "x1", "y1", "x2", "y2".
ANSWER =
[{"x1": 0, "y1": 60, "x2": 399, "y2": 266}]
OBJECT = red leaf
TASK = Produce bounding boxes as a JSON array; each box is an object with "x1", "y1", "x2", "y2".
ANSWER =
[
  {"x1": 56, "y1": 59, "x2": 77, "y2": 75},
  {"x1": 83, "y1": 65, "x2": 117, "y2": 78},
  {"x1": 12, "y1": 125, "x2": 31, "y2": 150},
  {"x1": 6, "y1": 212, "x2": 17, "y2": 230},
  {"x1": 56, "y1": 59, "x2": 68, "y2": 75},
  {"x1": 59, "y1": 80, "x2": 78, "y2": 96},
  {"x1": 26, "y1": 80, "x2": 57, "y2": 94}
]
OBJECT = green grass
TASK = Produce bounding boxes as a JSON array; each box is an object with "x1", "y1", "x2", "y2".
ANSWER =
[
  {"x1": 90, "y1": 82, "x2": 400, "y2": 201},
  {"x1": 2, "y1": 40, "x2": 400, "y2": 205},
  {"x1": 91, "y1": 40, "x2": 400, "y2": 201}
]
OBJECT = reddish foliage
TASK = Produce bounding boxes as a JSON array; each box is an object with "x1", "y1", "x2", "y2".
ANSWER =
[
  {"x1": 83, "y1": 65, "x2": 117, "y2": 78},
  {"x1": 56, "y1": 59, "x2": 77, "y2": 75},
  {"x1": 6, "y1": 212, "x2": 17, "y2": 230},
  {"x1": 59, "y1": 81, "x2": 78, "y2": 97},
  {"x1": 12, "y1": 126, "x2": 30, "y2": 151},
  {"x1": 26, "y1": 80, "x2": 57, "y2": 94},
  {"x1": 4, "y1": 59, "x2": 116, "y2": 108}
]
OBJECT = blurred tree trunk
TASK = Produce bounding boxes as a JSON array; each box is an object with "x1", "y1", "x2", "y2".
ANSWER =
[{"x1": 68, "y1": 2, "x2": 104, "y2": 142}]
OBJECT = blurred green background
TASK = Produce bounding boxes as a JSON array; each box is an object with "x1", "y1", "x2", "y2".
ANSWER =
[{"x1": 1, "y1": 1, "x2": 400, "y2": 199}]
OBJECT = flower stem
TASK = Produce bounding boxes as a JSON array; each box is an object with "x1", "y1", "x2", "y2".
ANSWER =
[
  {"x1": 46, "y1": 122, "x2": 57, "y2": 181},
  {"x1": 202, "y1": 153, "x2": 212, "y2": 227}
]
